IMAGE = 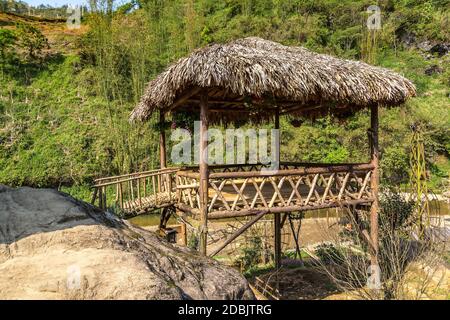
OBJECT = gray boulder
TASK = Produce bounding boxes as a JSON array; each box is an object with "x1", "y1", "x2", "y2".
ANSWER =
[{"x1": 0, "y1": 186, "x2": 254, "y2": 300}]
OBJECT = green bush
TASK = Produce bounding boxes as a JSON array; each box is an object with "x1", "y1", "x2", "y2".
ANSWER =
[
  {"x1": 0, "y1": 0, "x2": 449, "y2": 196},
  {"x1": 237, "y1": 236, "x2": 263, "y2": 271},
  {"x1": 0, "y1": 29, "x2": 17, "y2": 62},
  {"x1": 315, "y1": 243, "x2": 345, "y2": 265},
  {"x1": 15, "y1": 22, "x2": 49, "y2": 59}
]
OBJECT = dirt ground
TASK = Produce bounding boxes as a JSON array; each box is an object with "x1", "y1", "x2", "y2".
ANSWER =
[
  {"x1": 144, "y1": 216, "x2": 342, "y2": 258},
  {"x1": 248, "y1": 266, "x2": 341, "y2": 300},
  {"x1": 0, "y1": 12, "x2": 87, "y2": 55},
  {"x1": 142, "y1": 215, "x2": 450, "y2": 300}
]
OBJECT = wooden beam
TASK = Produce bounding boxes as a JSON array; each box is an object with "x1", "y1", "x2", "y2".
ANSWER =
[
  {"x1": 207, "y1": 199, "x2": 374, "y2": 219},
  {"x1": 274, "y1": 108, "x2": 282, "y2": 270},
  {"x1": 159, "y1": 110, "x2": 167, "y2": 168},
  {"x1": 208, "y1": 163, "x2": 375, "y2": 179},
  {"x1": 209, "y1": 211, "x2": 266, "y2": 257},
  {"x1": 199, "y1": 93, "x2": 209, "y2": 255},
  {"x1": 176, "y1": 203, "x2": 201, "y2": 216},
  {"x1": 280, "y1": 104, "x2": 322, "y2": 115},
  {"x1": 165, "y1": 87, "x2": 202, "y2": 113},
  {"x1": 186, "y1": 99, "x2": 243, "y2": 105},
  {"x1": 370, "y1": 105, "x2": 380, "y2": 267}
]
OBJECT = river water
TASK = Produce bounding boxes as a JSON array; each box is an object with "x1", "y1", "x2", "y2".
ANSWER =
[{"x1": 128, "y1": 200, "x2": 450, "y2": 227}]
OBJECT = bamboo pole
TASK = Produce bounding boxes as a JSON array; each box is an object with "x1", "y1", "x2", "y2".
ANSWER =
[
  {"x1": 199, "y1": 93, "x2": 209, "y2": 255},
  {"x1": 91, "y1": 188, "x2": 98, "y2": 205},
  {"x1": 274, "y1": 108, "x2": 282, "y2": 270},
  {"x1": 159, "y1": 110, "x2": 167, "y2": 168},
  {"x1": 206, "y1": 198, "x2": 373, "y2": 219},
  {"x1": 102, "y1": 186, "x2": 107, "y2": 210},
  {"x1": 118, "y1": 182, "x2": 123, "y2": 209},
  {"x1": 180, "y1": 218, "x2": 187, "y2": 246},
  {"x1": 159, "y1": 111, "x2": 167, "y2": 196},
  {"x1": 370, "y1": 105, "x2": 379, "y2": 267},
  {"x1": 98, "y1": 187, "x2": 103, "y2": 209},
  {"x1": 208, "y1": 163, "x2": 374, "y2": 179}
]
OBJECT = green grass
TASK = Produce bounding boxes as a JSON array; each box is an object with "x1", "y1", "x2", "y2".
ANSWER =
[
  {"x1": 59, "y1": 184, "x2": 92, "y2": 203},
  {"x1": 243, "y1": 263, "x2": 275, "y2": 278},
  {"x1": 0, "y1": 1, "x2": 449, "y2": 199},
  {"x1": 284, "y1": 249, "x2": 311, "y2": 260}
]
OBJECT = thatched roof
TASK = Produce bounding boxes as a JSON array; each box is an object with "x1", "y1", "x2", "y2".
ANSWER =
[{"x1": 130, "y1": 37, "x2": 416, "y2": 123}]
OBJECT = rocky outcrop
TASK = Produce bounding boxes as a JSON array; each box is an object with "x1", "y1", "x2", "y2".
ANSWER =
[
  {"x1": 0, "y1": 186, "x2": 254, "y2": 300},
  {"x1": 429, "y1": 43, "x2": 449, "y2": 57},
  {"x1": 424, "y1": 64, "x2": 444, "y2": 76}
]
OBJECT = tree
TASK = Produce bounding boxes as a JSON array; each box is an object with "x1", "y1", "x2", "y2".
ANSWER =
[{"x1": 15, "y1": 22, "x2": 49, "y2": 59}]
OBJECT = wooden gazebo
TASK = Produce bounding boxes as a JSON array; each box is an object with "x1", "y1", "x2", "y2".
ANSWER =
[{"x1": 93, "y1": 37, "x2": 416, "y2": 268}]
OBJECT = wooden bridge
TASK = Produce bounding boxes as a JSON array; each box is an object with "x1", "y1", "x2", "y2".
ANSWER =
[
  {"x1": 92, "y1": 162, "x2": 374, "y2": 217},
  {"x1": 91, "y1": 161, "x2": 375, "y2": 265},
  {"x1": 91, "y1": 167, "x2": 178, "y2": 215}
]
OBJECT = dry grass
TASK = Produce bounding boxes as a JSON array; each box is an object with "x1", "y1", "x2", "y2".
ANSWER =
[
  {"x1": 0, "y1": 12, "x2": 88, "y2": 55},
  {"x1": 131, "y1": 37, "x2": 416, "y2": 124}
]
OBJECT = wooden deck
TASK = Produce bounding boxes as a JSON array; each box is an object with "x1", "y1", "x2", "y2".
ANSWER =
[{"x1": 122, "y1": 191, "x2": 177, "y2": 214}]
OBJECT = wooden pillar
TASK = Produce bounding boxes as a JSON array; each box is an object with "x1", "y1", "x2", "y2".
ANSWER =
[
  {"x1": 370, "y1": 105, "x2": 379, "y2": 266},
  {"x1": 199, "y1": 93, "x2": 209, "y2": 255},
  {"x1": 159, "y1": 110, "x2": 167, "y2": 169},
  {"x1": 274, "y1": 108, "x2": 282, "y2": 269}
]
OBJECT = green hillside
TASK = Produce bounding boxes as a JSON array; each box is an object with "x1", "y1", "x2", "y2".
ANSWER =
[{"x1": 0, "y1": 0, "x2": 449, "y2": 202}]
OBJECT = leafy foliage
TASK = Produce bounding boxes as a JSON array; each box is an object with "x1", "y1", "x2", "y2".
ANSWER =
[
  {"x1": 237, "y1": 236, "x2": 264, "y2": 272},
  {"x1": 0, "y1": 0, "x2": 449, "y2": 202},
  {"x1": 0, "y1": 29, "x2": 16, "y2": 61},
  {"x1": 15, "y1": 22, "x2": 48, "y2": 59}
]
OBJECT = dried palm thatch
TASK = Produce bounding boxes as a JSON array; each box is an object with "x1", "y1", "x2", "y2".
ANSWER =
[{"x1": 130, "y1": 37, "x2": 416, "y2": 124}]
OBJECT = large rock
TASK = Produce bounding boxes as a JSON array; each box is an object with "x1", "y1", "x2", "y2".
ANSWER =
[{"x1": 0, "y1": 186, "x2": 254, "y2": 300}]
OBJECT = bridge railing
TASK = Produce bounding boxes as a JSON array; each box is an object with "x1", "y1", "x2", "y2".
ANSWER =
[
  {"x1": 175, "y1": 162, "x2": 375, "y2": 219},
  {"x1": 91, "y1": 167, "x2": 179, "y2": 214}
]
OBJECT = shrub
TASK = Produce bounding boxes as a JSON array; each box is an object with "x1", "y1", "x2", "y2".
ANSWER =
[
  {"x1": 15, "y1": 22, "x2": 49, "y2": 59},
  {"x1": 315, "y1": 243, "x2": 345, "y2": 265},
  {"x1": 237, "y1": 236, "x2": 263, "y2": 271},
  {"x1": 0, "y1": 29, "x2": 17, "y2": 62}
]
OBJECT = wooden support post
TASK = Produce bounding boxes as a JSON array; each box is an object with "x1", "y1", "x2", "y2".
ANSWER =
[
  {"x1": 98, "y1": 187, "x2": 103, "y2": 209},
  {"x1": 91, "y1": 188, "x2": 98, "y2": 205},
  {"x1": 118, "y1": 182, "x2": 123, "y2": 210},
  {"x1": 274, "y1": 108, "x2": 282, "y2": 269},
  {"x1": 159, "y1": 111, "x2": 166, "y2": 194},
  {"x1": 370, "y1": 105, "x2": 379, "y2": 267},
  {"x1": 159, "y1": 110, "x2": 167, "y2": 169},
  {"x1": 102, "y1": 186, "x2": 106, "y2": 210},
  {"x1": 274, "y1": 212, "x2": 282, "y2": 269},
  {"x1": 199, "y1": 93, "x2": 209, "y2": 255}
]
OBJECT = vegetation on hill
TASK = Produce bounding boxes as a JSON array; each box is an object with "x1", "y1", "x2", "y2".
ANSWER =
[
  {"x1": 0, "y1": 0, "x2": 449, "y2": 202},
  {"x1": 0, "y1": 0, "x2": 85, "y2": 20}
]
